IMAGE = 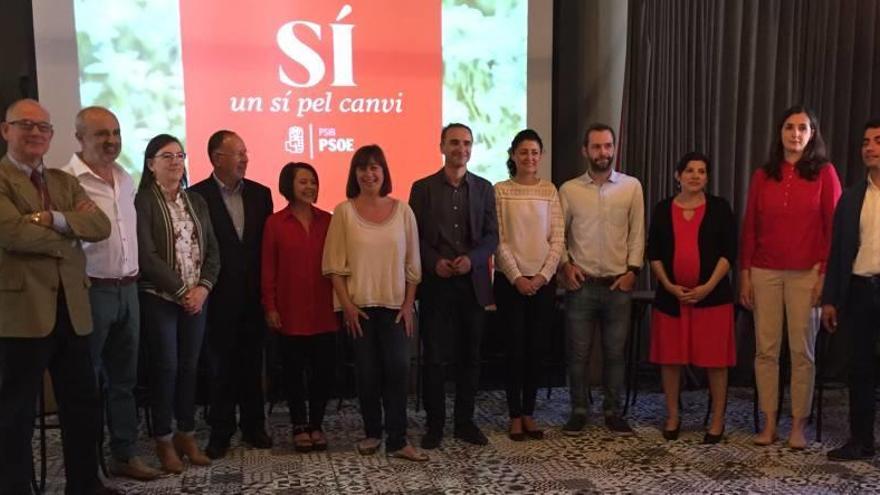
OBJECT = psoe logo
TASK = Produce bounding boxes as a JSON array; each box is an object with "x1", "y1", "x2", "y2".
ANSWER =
[
  {"x1": 284, "y1": 126, "x2": 305, "y2": 154},
  {"x1": 317, "y1": 127, "x2": 354, "y2": 152},
  {"x1": 277, "y1": 5, "x2": 355, "y2": 88}
]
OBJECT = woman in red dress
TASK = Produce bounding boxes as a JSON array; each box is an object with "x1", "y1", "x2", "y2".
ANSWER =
[
  {"x1": 648, "y1": 152, "x2": 737, "y2": 444},
  {"x1": 261, "y1": 162, "x2": 338, "y2": 452}
]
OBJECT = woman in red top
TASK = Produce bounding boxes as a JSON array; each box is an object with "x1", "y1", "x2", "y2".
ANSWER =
[
  {"x1": 740, "y1": 105, "x2": 842, "y2": 448},
  {"x1": 261, "y1": 162, "x2": 338, "y2": 452},
  {"x1": 648, "y1": 152, "x2": 737, "y2": 444}
]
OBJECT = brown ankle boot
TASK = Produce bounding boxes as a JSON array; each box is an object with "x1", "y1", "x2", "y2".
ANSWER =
[
  {"x1": 155, "y1": 439, "x2": 184, "y2": 474},
  {"x1": 172, "y1": 432, "x2": 211, "y2": 466}
]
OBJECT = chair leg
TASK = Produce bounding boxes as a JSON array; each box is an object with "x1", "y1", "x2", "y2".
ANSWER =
[
  {"x1": 814, "y1": 329, "x2": 828, "y2": 443},
  {"x1": 97, "y1": 382, "x2": 109, "y2": 478},
  {"x1": 752, "y1": 379, "x2": 760, "y2": 433},
  {"x1": 39, "y1": 382, "x2": 48, "y2": 494},
  {"x1": 144, "y1": 405, "x2": 154, "y2": 438},
  {"x1": 415, "y1": 339, "x2": 423, "y2": 412}
]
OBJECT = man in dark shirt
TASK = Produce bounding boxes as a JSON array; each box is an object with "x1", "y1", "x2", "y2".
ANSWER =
[{"x1": 409, "y1": 123, "x2": 498, "y2": 449}]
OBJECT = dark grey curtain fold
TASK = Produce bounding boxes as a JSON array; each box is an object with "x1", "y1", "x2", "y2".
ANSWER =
[
  {"x1": 621, "y1": 0, "x2": 880, "y2": 219},
  {"x1": 620, "y1": 0, "x2": 880, "y2": 383}
]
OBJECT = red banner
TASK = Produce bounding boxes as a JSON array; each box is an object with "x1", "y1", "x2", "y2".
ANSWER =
[{"x1": 179, "y1": 1, "x2": 442, "y2": 210}]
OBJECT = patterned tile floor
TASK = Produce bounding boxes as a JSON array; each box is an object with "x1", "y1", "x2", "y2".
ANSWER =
[{"x1": 33, "y1": 387, "x2": 880, "y2": 494}]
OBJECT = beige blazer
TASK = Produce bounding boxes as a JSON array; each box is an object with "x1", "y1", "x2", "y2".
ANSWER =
[{"x1": 0, "y1": 155, "x2": 111, "y2": 337}]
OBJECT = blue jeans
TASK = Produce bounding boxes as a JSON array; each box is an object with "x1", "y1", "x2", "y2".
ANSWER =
[
  {"x1": 88, "y1": 282, "x2": 140, "y2": 461},
  {"x1": 351, "y1": 307, "x2": 410, "y2": 451},
  {"x1": 140, "y1": 292, "x2": 208, "y2": 436},
  {"x1": 565, "y1": 284, "x2": 631, "y2": 417}
]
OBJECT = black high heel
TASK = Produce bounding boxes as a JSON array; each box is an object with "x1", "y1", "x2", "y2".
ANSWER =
[
  {"x1": 662, "y1": 418, "x2": 681, "y2": 441},
  {"x1": 702, "y1": 428, "x2": 725, "y2": 444}
]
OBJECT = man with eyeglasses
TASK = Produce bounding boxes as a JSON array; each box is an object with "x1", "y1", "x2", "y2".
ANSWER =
[
  {"x1": 60, "y1": 106, "x2": 162, "y2": 480},
  {"x1": 0, "y1": 99, "x2": 119, "y2": 494},
  {"x1": 189, "y1": 130, "x2": 273, "y2": 459}
]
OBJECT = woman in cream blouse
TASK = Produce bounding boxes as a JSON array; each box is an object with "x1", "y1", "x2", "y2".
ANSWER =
[{"x1": 322, "y1": 144, "x2": 425, "y2": 461}]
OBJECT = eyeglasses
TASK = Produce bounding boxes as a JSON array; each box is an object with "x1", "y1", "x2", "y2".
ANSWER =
[
  {"x1": 153, "y1": 152, "x2": 187, "y2": 161},
  {"x1": 7, "y1": 119, "x2": 54, "y2": 133}
]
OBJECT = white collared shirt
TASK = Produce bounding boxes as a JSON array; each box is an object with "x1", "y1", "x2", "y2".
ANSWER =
[
  {"x1": 61, "y1": 153, "x2": 138, "y2": 278},
  {"x1": 853, "y1": 175, "x2": 880, "y2": 276},
  {"x1": 558, "y1": 169, "x2": 645, "y2": 277}
]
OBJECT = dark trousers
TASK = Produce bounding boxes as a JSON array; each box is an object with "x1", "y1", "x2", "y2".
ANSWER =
[
  {"x1": 494, "y1": 275, "x2": 555, "y2": 418},
  {"x1": 421, "y1": 276, "x2": 486, "y2": 432},
  {"x1": 278, "y1": 331, "x2": 337, "y2": 429},
  {"x1": 844, "y1": 275, "x2": 880, "y2": 447},
  {"x1": 140, "y1": 292, "x2": 207, "y2": 436},
  {"x1": 351, "y1": 307, "x2": 410, "y2": 451},
  {"x1": 205, "y1": 305, "x2": 266, "y2": 440},
  {"x1": 0, "y1": 291, "x2": 101, "y2": 495}
]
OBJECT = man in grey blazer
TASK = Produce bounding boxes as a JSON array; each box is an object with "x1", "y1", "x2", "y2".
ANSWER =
[
  {"x1": 0, "y1": 99, "x2": 117, "y2": 494},
  {"x1": 409, "y1": 123, "x2": 498, "y2": 449}
]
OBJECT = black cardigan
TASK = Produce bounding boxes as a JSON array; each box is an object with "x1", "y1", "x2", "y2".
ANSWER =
[{"x1": 647, "y1": 194, "x2": 737, "y2": 316}]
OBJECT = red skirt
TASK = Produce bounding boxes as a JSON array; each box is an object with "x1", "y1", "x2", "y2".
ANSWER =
[{"x1": 649, "y1": 303, "x2": 736, "y2": 367}]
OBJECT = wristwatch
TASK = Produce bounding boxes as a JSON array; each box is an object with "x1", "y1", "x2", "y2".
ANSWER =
[{"x1": 31, "y1": 212, "x2": 41, "y2": 224}]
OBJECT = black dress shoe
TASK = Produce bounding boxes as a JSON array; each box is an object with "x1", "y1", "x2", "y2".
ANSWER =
[
  {"x1": 454, "y1": 423, "x2": 489, "y2": 446},
  {"x1": 242, "y1": 429, "x2": 273, "y2": 449},
  {"x1": 205, "y1": 438, "x2": 230, "y2": 459},
  {"x1": 605, "y1": 415, "x2": 634, "y2": 434},
  {"x1": 661, "y1": 419, "x2": 680, "y2": 441},
  {"x1": 524, "y1": 428, "x2": 545, "y2": 440},
  {"x1": 828, "y1": 441, "x2": 876, "y2": 461},
  {"x1": 94, "y1": 482, "x2": 125, "y2": 495},
  {"x1": 420, "y1": 429, "x2": 443, "y2": 450}
]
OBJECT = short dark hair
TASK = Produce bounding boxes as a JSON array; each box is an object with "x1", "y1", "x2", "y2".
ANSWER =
[
  {"x1": 346, "y1": 145, "x2": 392, "y2": 198},
  {"x1": 583, "y1": 123, "x2": 616, "y2": 147},
  {"x1": 506, "y1": 129, "x2": 543, "y2": 177},
  {"x1": 675, "y1": 151, "x2": 711, "y2": 177},
  {"x1": 139, "y1": 133, "x2": 187, "y2": 190},
  {"x1": 207, "y1": 129, "x2": 236, "y2": 165},
  {"x1": 865, "y1": 118, "x2": 880, "y2": 131},
  {"x1": 440, "y1": 122, "x2": 473, "y2": 144},
  {"x1": 278, "y1": 162, "x2": 319, "y2": 203}
]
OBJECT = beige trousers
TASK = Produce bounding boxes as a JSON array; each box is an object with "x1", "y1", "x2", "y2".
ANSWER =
[{"x1": 751, "y1": 267, "x2": 819, "y2": 419}]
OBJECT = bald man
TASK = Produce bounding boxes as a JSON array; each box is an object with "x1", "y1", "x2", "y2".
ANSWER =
[
  {"x1": 0, "y1": 99, "x2": 118, "y2": 493},
  {"x1": 61, "y1": 107, "x2": 161, "y2": 480}
]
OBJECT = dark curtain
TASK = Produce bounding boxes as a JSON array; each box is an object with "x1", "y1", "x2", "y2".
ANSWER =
[
  {"x1": 0, "y1": 0, "x2": 38, "y2": 157},
  {"x1": 620, "y1": 0, "x2": 880, "y2": 384},
  {"x1": 622, "y1": 0, "x2": 880, "y2": 215}
]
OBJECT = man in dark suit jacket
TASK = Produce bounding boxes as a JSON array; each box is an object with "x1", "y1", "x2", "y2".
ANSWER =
[
  {"x1": 822, "y1": 118, "x2": 880, "y2": 462},
  {"x1": 409, "y1": 123, "x2": 498, "y2": 449},
  {"x1": 0, "y1": 99, "x2": 118, "y2": 494},
  {"x1": 189, "y1": 130, "x2": 273, "y2": 459}
]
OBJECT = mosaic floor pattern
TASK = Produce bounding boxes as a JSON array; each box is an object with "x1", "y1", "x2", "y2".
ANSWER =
[{"x1": 32, "y1": 387, "x2": 880, "y2": 494}]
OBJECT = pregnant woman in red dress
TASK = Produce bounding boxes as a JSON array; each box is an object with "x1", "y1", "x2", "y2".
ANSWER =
[{"x1": 647, "y1": 152, "x2": 737, "y2": 444}]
